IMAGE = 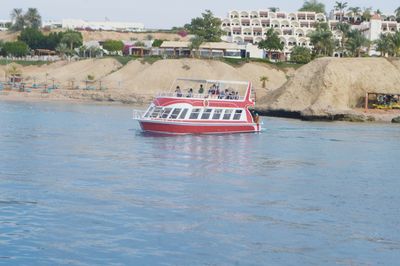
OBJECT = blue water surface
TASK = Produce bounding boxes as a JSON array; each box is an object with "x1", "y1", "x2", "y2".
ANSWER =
[{"x1": 0, "y1": 101, "x2": 399, "y2": 265}]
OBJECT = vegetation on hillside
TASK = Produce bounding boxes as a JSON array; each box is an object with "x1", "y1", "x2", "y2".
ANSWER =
[
  {"x1": 299, "y1": 0, "x2": 325, "y2": 13},
  {"x1": 184, "y1": 10, "x2": 223, "y2": 42}
]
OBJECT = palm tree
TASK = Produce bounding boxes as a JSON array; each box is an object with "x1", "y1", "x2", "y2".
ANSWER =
[
  {"x1": 334, "y1": 1, "x2": 348, "y2": 21},
  {"x1": 336, "y1": 23, "x2": 351, "y2": 48},
  {"x1": 55, "y1": 43, "x2": 68, "y2": 58},
  {"x1": 309, "y1": 23, "x2": 335, "y2": 56},
  {"x1": 24, "y1": 8, "x2": 41, "y2": 29},
  {"x1": 10, "y1": 8, "x2": 25, "y2": 31},
  {"x1": 362, "y1": 7, "x2": 372, "y2": 22},
  {"x1": 346, "y1": 29, "x2": 368, "y2": 57},
  {"x1": 375, "y1": 34, "x2": 392, "y2": 57},
  {"x1": 395, "y1": 7, "x2": 400, "y2": 22},
  {"x1": 390, "y1": 31, "x2": 400, "y2": 57},
  {"x1": 269, "y1": 7, "x2": 280, "y2": 12},
  {"x1": 347, "y1": 6, "x2": 361, "y2": 16},
  {"x1": 260, "y1": 76, "x2": 269, "y2": 88},
  {"x1": 61, "y1": 31, "x2": 82, "y2": 51},
  {"x1": 6, "y1": 63, "x2": 22, "y2": 87}
]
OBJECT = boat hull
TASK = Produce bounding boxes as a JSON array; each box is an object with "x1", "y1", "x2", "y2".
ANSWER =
[{"x1": 138, "y1": 120, "x2": 260, "y2": 134}]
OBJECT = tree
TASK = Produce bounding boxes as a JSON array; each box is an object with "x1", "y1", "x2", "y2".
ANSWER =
[
  {"x1": 0, "y1": 41, "x2": 4, "y2": 56},
  {"x1": 375, "y1": 34, "x2": 392, "y2": 57},
  {"x1": 259, "y1": 76, "x2": 269, "y2": 88},
  {"x1": 258, "y1": 28, "x2": 284, "y2": 61},
  {"x1": 18, "y1": 28, "x2": 45, "y2": 50},
  {"x1": 361, "y1": 7, "x2": 372, "y2": 22},
  {"x1": 10, "y1": 8, "x2": 25, "y2": 31},
  {"x1": 102, "y1": 40, "x2": 124, "y2": 53},
  {"x1": 24, "y1": 8, "x2": 41, "y2": 29},
  {"x1": 347, "y1": 7, "x2": 361, "y2": 17},
  {"x1": 395, "y1": 7, "x2": 400, "y2": 22},
  {"x1": 290, "y1": 46, "x2": 312, "y2": 63},
  {"x1": 390, "y1": 31, "x2": 400, "y2": 57},
  {"x1": 184, "y1": 10, "x2": 223, "y2": 42},
  {"x1": 269, "y1": 7, "x2": 280, "y2": 12},
  {"x1": 189, "y1": 36, "x2": 204, "y2": 58},
  {"x1": 309, "y1": 23, "x2": 335, "y2": 56},
  {"x1": 299, "y1": 0, "x2": 325, "y2": 14},
  {"x1": 61, "y1": 31, "x2": 83, "y2": 50},
  {"x1": 336, "y1": 23, "x2": 351, "y2": 48},
  {"x1": 55, "y1": 43, "x2": 68, "y2": 58},
  {"x1": 334, "y1": 2, "x2": 348, "y2": 22},
  {"x1": 3, "y1": 41, "x2": 29, "y2": 57},
  {"x1": 6, "y1": 63, "x2": 22, "y2": 86},
  {"x1": 146, "y1": 34, "x2": 153, "y2": 41},
  {"x1": 152, "y1": 39, "x2": 164, "y2": 47},
  {"x1": 346, "y1": 29, "x2": 368, "y2": 57}
]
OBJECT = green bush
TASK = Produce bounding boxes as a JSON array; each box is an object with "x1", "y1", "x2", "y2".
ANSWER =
[
  {"x1": 290, "y1": 46, "x2": 312, "y2": 64},
  {"x1": 103, "y1": 40, "x2": 124, "y2": 53},
  {"x1": 3, "y1": 41, "x2": 29, "y2": 57},
  {"x1": 152, "y1": 39, "x2": 164, "y2": 47}
]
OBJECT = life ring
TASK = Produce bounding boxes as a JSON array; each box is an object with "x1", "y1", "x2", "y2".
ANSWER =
[{"x1": 204, "y1": 99, "x2": 209, "y2": 107}]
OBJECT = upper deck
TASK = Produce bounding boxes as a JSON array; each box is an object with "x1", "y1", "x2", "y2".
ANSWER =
[{"x1": 155, "y1": 78, "x2": 256, "y2": 107}]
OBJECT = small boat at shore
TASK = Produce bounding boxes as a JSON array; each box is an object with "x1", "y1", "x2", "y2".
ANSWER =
[{"x1": 133, "y1": 78, "x2": 261, "y2": 134}]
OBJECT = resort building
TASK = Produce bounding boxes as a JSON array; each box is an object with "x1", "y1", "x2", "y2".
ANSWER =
[
  {"x1": 159, "y1": 41, "x2": 243, "y2": 58},
  {"x1": 0, "y1": 20, "x2": 11, "y2": 31},
  {"x1": 61, "y1": 19, "x2": 145, "y2": 32},
  {"x1": 221, "y1": 10, "x2": 327, "y2": 60},
  {"x1": 328, "y1": 12, "x2": 400, "y2": 56}
]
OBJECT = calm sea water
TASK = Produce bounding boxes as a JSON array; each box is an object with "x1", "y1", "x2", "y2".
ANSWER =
[{"x1": 0, "y1": 101, "x2": 399, "y2": 265}]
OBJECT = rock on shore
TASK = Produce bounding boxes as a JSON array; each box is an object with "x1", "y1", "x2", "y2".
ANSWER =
[{"x1": 256, "y1": 57, "x2": 400, "y2": 121}]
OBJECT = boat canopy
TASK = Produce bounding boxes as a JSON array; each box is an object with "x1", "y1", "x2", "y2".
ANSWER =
[{"x1": 175, "y1": 78, "x2": 249, "y2": 86}]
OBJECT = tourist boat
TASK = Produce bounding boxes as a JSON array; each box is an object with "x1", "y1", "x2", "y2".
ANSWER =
[{"x1": 133, "y1": 78, "x2": 262, "y2": 134}]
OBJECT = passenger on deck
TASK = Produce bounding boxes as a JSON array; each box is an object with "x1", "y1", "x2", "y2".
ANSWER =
[
  {"x1": 187, "y1": 88, "x2": 193, "y2": 98},
  {"x1": 175, "y1": 86, "x2": 182, "y2": 97},
  {"x1": 234, "y1": 92, "x2": 239, "y2": 100},
  {"x1": 219, "y1": 89, "x2": 226, "y2": 99},
  {"x1": 198, "y1": 84, "x2": 204, "y2": 94}
]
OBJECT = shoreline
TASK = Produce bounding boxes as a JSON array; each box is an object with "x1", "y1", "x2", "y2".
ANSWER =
[{"x1": 2, "y1": 91, "x2": 399, "y2": 123}]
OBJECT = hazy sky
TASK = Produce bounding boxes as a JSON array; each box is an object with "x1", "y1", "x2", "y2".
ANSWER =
[{"x1": 0, "y1": 0, "x2": 398, "y2": 29}]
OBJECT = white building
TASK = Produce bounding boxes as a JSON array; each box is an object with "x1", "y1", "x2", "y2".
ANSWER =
[
  {"x1": 42, "y1": 20, "x2": 62, "y2": 29},
  {"x1": 62, "y1": 19, "x2": 145, "y2": 32},
  {"x1": 328, "y1": 12, "x2": 400, "y2": 56},
  {"x1": 221, "y1": 10, "x2": 327, "y2": 59},
  {"x1": 0, "y1": 20, "x2": 11, "y2": 31}
]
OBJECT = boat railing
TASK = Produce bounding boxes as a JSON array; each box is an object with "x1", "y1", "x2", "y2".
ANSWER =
[
  {"x1": 132, "y1": 109, "x2": 146, "y2": 120},
  {"x1": 157, "y1": 92, "x2": 245, "y2": 101}
]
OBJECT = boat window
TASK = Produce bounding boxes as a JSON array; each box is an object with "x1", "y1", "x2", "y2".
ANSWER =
[
  {"x1": 233, "y1": 109, "x2": 243, "y2": 120},
  {"x1": 161, "y1": 108, "x2": 173, "y2": 118},
  {"x1": 212, "y1": 109, "x2": 223, "y2": 119},
  {"x1": 189, "y1": 108, "x2": 201, "y2": 119},
  {"x1": 223, "y1": 109, "x2": 233, "y2": 120},
  {"x1": 144, "y1": 106, "x2": 154, "y2": 118},
  {"x1": 179, "y1": 108, "x2": 189, "y2": 119},
  {"x1": 201, "y1": 108, "x2": 213, "y2": 119},
  {"x1": 150, "y1": 107, "x2": 163, "y2": 118},
  {"x1": 169, "y1": 108, "x2": 182, "y2": 119}
]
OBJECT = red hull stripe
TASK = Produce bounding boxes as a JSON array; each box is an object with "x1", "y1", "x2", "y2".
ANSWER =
[{"x1": 139, "y1": 121, "x2": 257, "y2": 134}]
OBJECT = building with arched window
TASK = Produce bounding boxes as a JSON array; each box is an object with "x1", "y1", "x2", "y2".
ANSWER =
[{"x1": 221, "y1": 9, "x2": 326, "y2": 59}]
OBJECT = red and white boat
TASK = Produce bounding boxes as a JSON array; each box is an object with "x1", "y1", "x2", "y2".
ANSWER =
[{"x1": 133, "y1": 78, "x2": 262, "y2": 134}]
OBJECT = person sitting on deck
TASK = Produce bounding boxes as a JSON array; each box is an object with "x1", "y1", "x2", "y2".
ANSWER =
[
  {"x1": 175, "y1": 86, "x2": 182, "y2": 97},
  {"x1": 187, "y1": 88, "x2": 193, "y2": 98},
  {"x1": 208, "y1": 85, "x2": 214, "y2": 95},
  {"x1": 198, "y1": 84, "x2": 204, "y2": 94},
  {"x1": 218, "y1": 89, "x2": 226, "y2": 99},
  {"x1": 234, "y1": 91, "x2": 239, "y2": 100}
]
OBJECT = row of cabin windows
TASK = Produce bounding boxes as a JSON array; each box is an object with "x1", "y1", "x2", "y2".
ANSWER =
[{"x1": 145, "y1": 107, "x2": 243, "y2": 120}]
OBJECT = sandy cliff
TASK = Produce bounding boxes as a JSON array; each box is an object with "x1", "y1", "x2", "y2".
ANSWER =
[{"x1": 257, "y1": 58, "x2": 400, "y2": 120}]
